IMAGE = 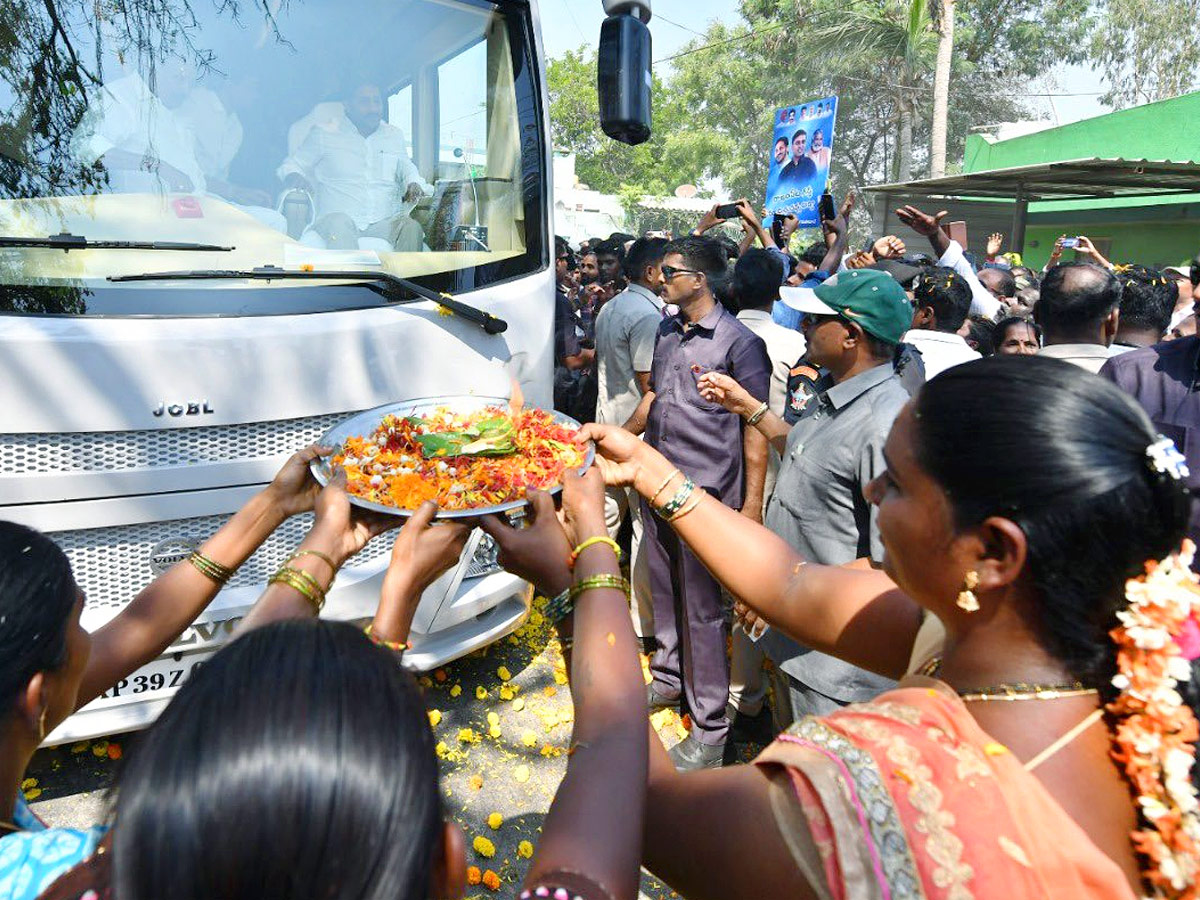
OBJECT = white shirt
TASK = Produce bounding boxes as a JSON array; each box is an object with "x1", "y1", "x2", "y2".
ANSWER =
[
  {"x1": 736, "y1": 308, "x2": 808, "y2": 415},
  {"x1": 1038, "y1": 343, "x2": 1122, "y2": 374},
  {"x1": 902, "y1": 329, "x2": 981, "y2": 380},
  {"x1": 173, "y1": 87, "x2": 242, "y2": 181},
  {"x1": 73, "y1": 73, "x2": 206, "y2": 192},
  {"x1": 277, "y1": 114, "x2": 432, "y2": 229},
  {"x1": 937, "y1": 239, "x2": 1002, "y2": 320},
  {"x1": 595, "y1": 282, "x2": 664, "y2": 427}
]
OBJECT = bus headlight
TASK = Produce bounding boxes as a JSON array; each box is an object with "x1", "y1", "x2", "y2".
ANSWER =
[{"x1": 466, "y1": 533, "x2": 501, "y2": 578}]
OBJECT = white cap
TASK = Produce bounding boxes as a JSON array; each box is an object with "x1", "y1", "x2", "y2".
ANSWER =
[{"x1": 779, "y1": 276, "x2": 838, "y2": 314}]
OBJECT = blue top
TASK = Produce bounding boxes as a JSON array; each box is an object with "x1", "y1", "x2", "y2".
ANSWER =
[
  {"x1": 0, "y1": 797, "x2": 106, "y2": 900},
  {"x1": 771, "y1": 270, "x2": 830, "y2": 331}
]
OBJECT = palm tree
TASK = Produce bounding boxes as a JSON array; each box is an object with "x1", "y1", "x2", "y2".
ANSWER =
[
  {"x1": 808, "y1": 0, "x2": 937, "y2": 181},
  {"x1": 929, "y1": 0, "x2": 955, "y2": 177}
]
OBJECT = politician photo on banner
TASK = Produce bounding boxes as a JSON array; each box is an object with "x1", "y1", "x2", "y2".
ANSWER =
[{"x1": 765, "y1": 96, "x2": 837, "y2": 228}]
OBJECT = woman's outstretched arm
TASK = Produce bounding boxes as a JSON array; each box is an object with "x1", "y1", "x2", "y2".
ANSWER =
[{"x1": 579, "y1": 424, "x2": 923, "y2": 680}]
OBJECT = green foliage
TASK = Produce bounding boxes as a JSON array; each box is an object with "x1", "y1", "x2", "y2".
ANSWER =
[
  {"x1": 548, "y1": 0, "x2": 1089, "y2": 216},
  {"x1": 546, "y1": 47, "x2": 735, "y2": 196},
  {"x1": 1089, "y1": 0, "x2": 1200, "y2": 107}
]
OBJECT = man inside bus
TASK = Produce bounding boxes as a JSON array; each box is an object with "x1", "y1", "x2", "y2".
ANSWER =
[{"x1": 277, "y1": 79, "x2": 433, "y2": 251}]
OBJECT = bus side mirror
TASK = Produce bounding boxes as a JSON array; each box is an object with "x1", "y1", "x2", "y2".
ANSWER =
[{"x1": 597, "y1": 12, "x2": 652, "y2": 146}]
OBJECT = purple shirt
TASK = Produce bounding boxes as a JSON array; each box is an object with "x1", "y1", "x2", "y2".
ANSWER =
[
  {"x1": 1100, "y1": 335, "x2": 1200, "y2": 558},
  {"x1": 646, "y1": 302, "x2": 772, "y2": 509}
]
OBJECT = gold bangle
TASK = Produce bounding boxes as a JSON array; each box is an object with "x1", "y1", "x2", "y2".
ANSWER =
[
  {"x1": 568, "y1": 573, "x2": 630, "y2": 603},
  {"x1": 569, "y1": 536, "x2": 622, "y2": 568},
  {"x1": 289, "y1": 549, "x2": 337, "y2": 576},
  {"x1": 655, "y1": 477, "x2": 695, "y2": 519},
  {"x1": 188, "y1": 551, "x2": 235, "y2": 586},
  {"x1": 269, "y1": 565, "x2": 326, "y2": 614},
  {"x1": 364, "y1": 624, "x2": 411, "y2": 653},
  {"x1": 648, "y1": 469, "x2": 682, "y2": 506},
  {"x1": 668, "y1": 492, "x2": 705, "y2": 523}
]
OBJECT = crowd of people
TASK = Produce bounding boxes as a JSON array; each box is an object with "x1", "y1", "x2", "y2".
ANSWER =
[{"x1": 1, "y1": 197, "x2": 1200, "y2": 900}]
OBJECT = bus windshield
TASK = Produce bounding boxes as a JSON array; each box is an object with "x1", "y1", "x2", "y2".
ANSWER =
[{"x1": 0, "y1": 0, "x2": 544, "y2": 316}]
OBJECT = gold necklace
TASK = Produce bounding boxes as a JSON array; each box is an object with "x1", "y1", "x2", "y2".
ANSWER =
[{"x1": 917, "y1": 656, "x2": 1099, "y2": 702}]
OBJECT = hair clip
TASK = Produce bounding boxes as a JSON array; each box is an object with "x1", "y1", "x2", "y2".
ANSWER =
[{"x1": 1147, "y1": 437, "x2": 1190, "y2": 481}]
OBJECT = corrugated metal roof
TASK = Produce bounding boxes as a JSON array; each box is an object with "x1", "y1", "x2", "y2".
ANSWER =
[{"x1": 863, "y1": 158, "x2": 1200, "y2": 201}]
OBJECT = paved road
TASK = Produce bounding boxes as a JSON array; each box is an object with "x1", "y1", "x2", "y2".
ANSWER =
[{"x1": 25, "y1": 597, "x2": 704, "y2": 898}]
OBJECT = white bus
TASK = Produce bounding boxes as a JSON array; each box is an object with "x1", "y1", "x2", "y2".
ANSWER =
[{"x1": 0, "y1": 0, "x2": 652, "y2": 744}]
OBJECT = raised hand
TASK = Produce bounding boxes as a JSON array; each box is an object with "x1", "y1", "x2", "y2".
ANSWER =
[
  {"x1": 558, "y1": 467, "x2": 610, "y2": 548},
  {"x1": 575, "y1": 423, "x2": 648, "y2": 488},
  {"x1": 477, "y1": 489, "x2": 572, "y2": 597},
  {"x1": 386, "y1": 501, "x2": 470, "y2": 596},
  {"x1": 895, "y1": 205, "x2": 948, "y2": 238},
  {"x1": 872, "y1": 235, "x2": 906, "y2": 260},
  {"x1": 845, "y1": 250, "x2": 875, "y2": 269},
  {"x1": 696, "y1": 371, "x2": 756, "y2": 417},
  {"x1": 264, "y1": 444, "x2": 335, "y2": 518},
  {"x1": 986, "y1": 232, "x2": 1004, "y2": 257},
  {"x1": 309, "y1": 469, "x2": 402, "y2": 566}
]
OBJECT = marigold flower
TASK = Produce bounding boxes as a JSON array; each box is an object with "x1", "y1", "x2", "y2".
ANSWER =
[
  {"x1": 487, "y1": 711, "x2": 500, "y2": 726},
  {"x1": 467, "y1": 866, "x2": 482, "y2": 885},
  {"x1": 469, "y1": 774, "x2": 484, "y2": 790},
  {"x1": 418, "y1": 675, "x2": 434, "y2": 688},
  {"x1": 497, "y1": 666, "x2": 512, "y2": 681},
  {"x1": 514, "y1": 764, "x2": 530, "y2": 783},
  {"x1": 434, "y1": 669, "x2": 448, "y2": 683},
  {"x1": 517, "y1": 840, "x2": 534, "y2": 859},
  {"x1": 522, "y1": 729, "x2": 538, "y2": 747},
  {"x1": 428, "y1": 709, "x2": 442, "y2": 727},
  {"x1": 458, "y1": 728, "x2": 480, "y2": 744},
  {"x1": 512, "y1": 697, "x2": 526, "y2": 712},
  {"x1": 23, "y1": 788, "x2": 41, "y2": 801},
  {"x1": 476, "y1": 686, "x2": 489, "y2": 701},
  {"x1": 488, "y1": 724, "x2": 502, "y2": 739},
  {"x1": 482, "y1": 869, "x2": 501, "y2": 891},
  {"x1": 20, "y1": 778, "x2": 36, "y2": 791},
  {"x1": 107, "y1": 744, "x2": 122, "y2": 760},
  {"x1": 499, "y1": 685, "x2": 515, "y2": 701},
  {"x1": 450, "y1": 684, "x2": 462, "y2": 698},
  {"x1": 473, "y1": 836, "x2": 496, "y2": 858},
  {"x1": 91, "y1": 741, "x2": 109, "y2": 757},
  {"x1": 487, "y1": 812, "x2": 503, "y2": 830}
]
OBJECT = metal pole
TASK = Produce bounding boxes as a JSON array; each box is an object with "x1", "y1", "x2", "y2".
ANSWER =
[{"x1": 1011, "y1": 187, "x2": 1028, "y2": 255}]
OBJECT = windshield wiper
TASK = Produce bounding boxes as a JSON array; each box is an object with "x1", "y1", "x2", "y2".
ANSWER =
[
  {"x1": 0, "y1": 232, "x2": 234, "y2": 252},
  {"x1": 107, "y1": 266, "x2": 508, "y2": 334}
]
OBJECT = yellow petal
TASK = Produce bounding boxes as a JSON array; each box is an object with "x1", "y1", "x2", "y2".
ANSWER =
[
  {"x1": 476, "y1": 686, "x2": 489, "y2": 701},
  {"x1": 512, "y1": 697, "x2": 526, "y2": 712},
  {"x1": 497, "y1": 666, "x2": 512, "y2": 682},
  {"x1": 517, "y1": 840, "x2": 534, "y2": 859},
  {"x1": 428, "y1": 709, "x2": 442, "y2": 727},
  {"x1": 450, "y1": 685, "x2": 462, "y2": 698},
  {"x1": 487, "y1": 812, "x2": 503, "y2": 830},
  {"x1": 521, "y1": 729, "x2": 538, "y2": 747},
  {"x1": 487, "y1": 711, "x2": 500, "y2": 726},
  {"x1": 472, "y1": 836, "x2": 496, "y2": 858},
  {"x1": 514, "y1": 764, "x2": 530, "y2": 783}
]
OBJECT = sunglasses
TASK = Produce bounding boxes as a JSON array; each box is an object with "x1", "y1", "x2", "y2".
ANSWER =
[{"x1": 661, "y1": 264, "x2": 703, "y2": 281}]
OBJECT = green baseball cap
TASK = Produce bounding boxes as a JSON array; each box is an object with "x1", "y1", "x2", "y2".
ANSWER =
[{"x1": 779, "y1": 269, "x2": 913, "y2": 345}]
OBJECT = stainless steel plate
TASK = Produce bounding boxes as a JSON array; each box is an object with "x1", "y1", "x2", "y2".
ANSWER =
[{"x1": 308, "y1": 395, "x2": 595, "y2": 519}]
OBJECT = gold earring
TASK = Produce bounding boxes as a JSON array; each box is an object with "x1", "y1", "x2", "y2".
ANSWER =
[
  {"x1": 956, "y1": 571, "x2": 980, "y2": 613},
  {"x1": 37, "y1": 708, "x2": 47, "y2": 742}
]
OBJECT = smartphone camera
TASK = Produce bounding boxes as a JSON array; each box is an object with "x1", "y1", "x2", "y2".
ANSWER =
[{"x1": 1061, "y1": 237, "x2": 1081, "y2": 249}]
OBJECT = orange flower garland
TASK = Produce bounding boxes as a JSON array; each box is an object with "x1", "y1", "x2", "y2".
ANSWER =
[{"x1": 1109, "y1": 540, "x2": 1200, "y2": 898}]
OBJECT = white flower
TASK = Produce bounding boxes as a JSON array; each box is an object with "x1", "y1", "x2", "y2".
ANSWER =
[
  {"x1": 1112, "y1": 673, "x2": 1131, "y2": 691},
  {"x1": 1133, "y1": 732, "x2": 1162, "y2": 756},
  {"x1": 1128, "y1": 623, "x2": 1171, "y2": 650},
  {"x1": 1167, "y1": 655, "x2": 1193, "y2": 682},
  {"x1": 1140, "y1": 796, "x2": 1170, "y2": 820}
]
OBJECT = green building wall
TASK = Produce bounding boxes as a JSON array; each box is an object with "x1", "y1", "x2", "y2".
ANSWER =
[{"x1": 958, "y1": 92, "x2": 1200, "y2": 268}]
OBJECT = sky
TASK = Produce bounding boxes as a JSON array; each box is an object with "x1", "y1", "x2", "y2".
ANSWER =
[{"x1": 537, "y1": 0, "x2": 1113, "y2": 128}]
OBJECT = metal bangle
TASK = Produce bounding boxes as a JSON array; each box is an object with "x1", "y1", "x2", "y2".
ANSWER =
[
  {"x1": 655, "y1": 478, "x2": 695, "y2": 519},
  {"x1": 188, "y1": 551, "x2": 235, "y2": 585},
  {"x1": 746, "y1": 401, "x2": 770, "y2": 427}
]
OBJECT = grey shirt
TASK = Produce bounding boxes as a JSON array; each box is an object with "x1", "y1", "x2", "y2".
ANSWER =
[
  {"x1": 594, "y1": 282, "x2": 664, "y2": 426},
  {"x1": 762, "y1": 362, "x2": 910, "y2": 702}
]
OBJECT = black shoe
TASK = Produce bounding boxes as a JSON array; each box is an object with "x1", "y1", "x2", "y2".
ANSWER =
[
  {"x1": 647, "y1": 685, "x2": 679, "y2": 712},
  {"x1": 668, "y1": 735, "x2": 725, "y2": 771},
  {"x1": 728, "y1": 706, "x2": 774, "y2": 746}
]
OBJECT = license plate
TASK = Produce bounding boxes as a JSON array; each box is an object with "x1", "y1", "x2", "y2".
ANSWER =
[{"x1": 98, "y1": 650, "x2": 214, "y2": 702}]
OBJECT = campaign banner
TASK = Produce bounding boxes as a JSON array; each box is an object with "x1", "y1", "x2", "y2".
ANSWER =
[{"x1": 765, "y1": 96, "x2": 837, "y2": 227}]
